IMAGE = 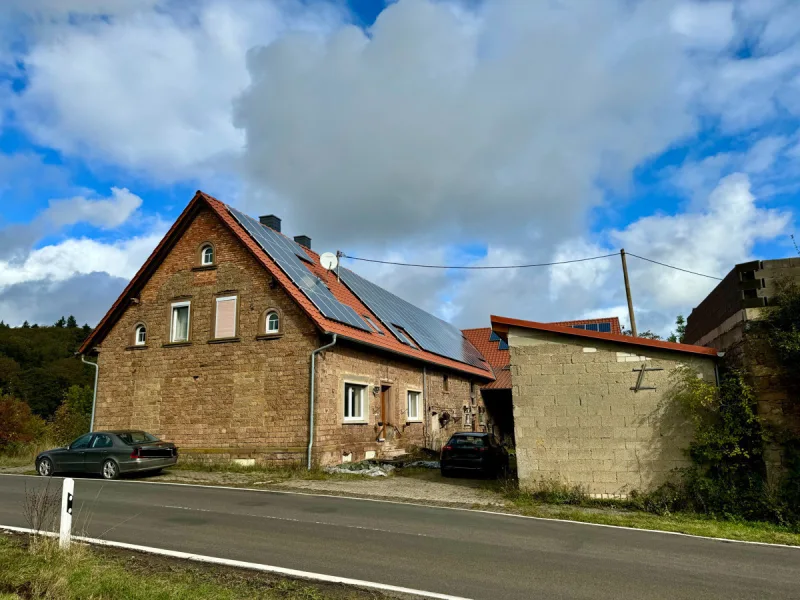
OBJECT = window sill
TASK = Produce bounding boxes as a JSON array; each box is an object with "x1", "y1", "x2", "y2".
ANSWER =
[
  {"x1": 208, "y1": 337, "x2": 240, "y2": 344},
  {"x1": 406, "y1": 420, "x2": 423, "y2": 424},
  {"x1": 191, "y1": 265, "x2": 217, "y2": 272},
  {"x1": 162, "y1": 341, "x2": 192, "y2": 348},
  {"x1": 125, "y1": 345, "x2": 149, "y2": 351},
  {"x1": 343, "y1": 420, "x2": 369, "y2": 425},
  {"x1": 256, "y1": 333, "x2": 283, "y2": 341}
]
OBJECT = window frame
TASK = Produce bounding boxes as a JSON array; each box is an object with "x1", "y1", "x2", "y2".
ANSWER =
[
  {"x1": 266, "y1": 311, "x2": 279, "y2": 334},
  {"x1": 213, "y1": 294, "x2": 238, "y2": 339},
  {"x1": 343, "y1": 381, "x2": 368, "y2": 423},
  {"x1": 198, "y1": 242, "x2": 216, "y2": 267},
  {"x1": 170, "y1": 300, "x2": 191, "y2": 343},
  {"x1": 406, "y1": 389, "x2": 422, "y2": 422},
  {"x1": 134, "y1": 324, "x2": 147, "y2": 346}
]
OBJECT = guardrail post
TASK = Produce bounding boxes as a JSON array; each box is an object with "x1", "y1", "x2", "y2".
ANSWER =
[{"x1": 59, "y1": 478, "x2": 74, "y2": 549}]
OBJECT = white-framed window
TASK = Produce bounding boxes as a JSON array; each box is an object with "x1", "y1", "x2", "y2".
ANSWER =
[
  {"x1": 266, "y1": 311, "x2": 279, "y2": 333},
  {"x1": 214, "y1": 295, "x2": 237, "y2": 339},
  {"x1": 201, "y1": 244, "x2": 214, "y2": 265},
  {"x1": 407, "y1": 390, "x2": 422, "y2": 422},
  {"x1": 134, "y1": 324, "x2": 147, "y2": 346},
  {"x1": 170, "y1": 301, "x2": 191, "y2": 343},
  {"x1": 344, "y1": 383, "x2": 366, "y2": 422}
]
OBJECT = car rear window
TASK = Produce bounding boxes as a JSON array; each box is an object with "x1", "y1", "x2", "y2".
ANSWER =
[
  {"x1": 117, "y1": 431, "x2": 160, "y2": 445},
  {"x1": 448, "y1": 435, "x2": 486, "y2": 448}
]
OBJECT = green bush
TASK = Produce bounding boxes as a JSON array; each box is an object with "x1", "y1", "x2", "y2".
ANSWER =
[{"x1": 50, "y1": 385, "x2": 92, "y2": 445}]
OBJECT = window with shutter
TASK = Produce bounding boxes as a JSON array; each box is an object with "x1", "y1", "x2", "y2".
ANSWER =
[{"x1": 215, "y1": 296, "x2": 237, "y2": 339}]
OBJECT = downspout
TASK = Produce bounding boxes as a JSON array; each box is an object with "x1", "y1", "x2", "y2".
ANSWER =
[
  {"x1": 423, "y1": 367, "x2": 428, "y2": 449},
  {"x1": 81, "y1": 354, "x2": 99, "y2": 432},
  {"x1": 308, "y1": 334, "x2": 338, "y2": 470}
]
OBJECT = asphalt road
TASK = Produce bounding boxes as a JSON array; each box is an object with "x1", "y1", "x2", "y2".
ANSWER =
[{"x1": 0, "y1": 474, "x2": 797, "y2": 600}]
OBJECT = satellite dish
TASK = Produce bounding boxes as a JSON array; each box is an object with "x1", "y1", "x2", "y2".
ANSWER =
[{"x1": 320, "y1": 252, "x2": 338, "y2": 271}]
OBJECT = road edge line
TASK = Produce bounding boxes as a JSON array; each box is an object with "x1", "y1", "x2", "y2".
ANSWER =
[
  {"x1": 3, "y1": 473, "x2": 799, "y2": 550},
  {"x1": 0, "y1": 524, "x2": 471, "y2": 600}
]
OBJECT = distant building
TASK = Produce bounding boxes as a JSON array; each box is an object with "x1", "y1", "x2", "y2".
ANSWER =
[{"x1": 684, "y1": 258, "x2": 800, "y2": 350}]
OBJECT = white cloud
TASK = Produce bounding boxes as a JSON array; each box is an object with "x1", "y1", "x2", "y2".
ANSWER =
[
  {"x1": 0, "y1": 231, "x2": 164, "y2": 289},
  {"x1": 670, "y1": 2, "x2": 735, "y2": 50},
  {"x1": 9, "y1": 0, "x2": 344, "y2": 179},
  {"x1": 235, "y1": 0, "x2": 696, "y2": 249},
  {"x1": 44, "y1": 187, "x2": 143, "y2": 229}
]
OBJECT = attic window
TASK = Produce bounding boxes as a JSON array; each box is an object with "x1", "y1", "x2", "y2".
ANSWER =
[
  {"x1": 134, "y1": 324, "x2": 146, "y2": 346},
  {"x1": 200, "y1": 244, "x2": 214, "y2": 266}
]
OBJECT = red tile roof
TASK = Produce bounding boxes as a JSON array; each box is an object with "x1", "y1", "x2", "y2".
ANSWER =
[
  {"x1": 81, "y1": 191, "x2": 493, "y2": 380},
  {"x1": 491, "y1": 315, "x2": 719, "y2": 357}
]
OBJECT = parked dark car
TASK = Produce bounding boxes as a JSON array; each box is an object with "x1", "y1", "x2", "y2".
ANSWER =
[
  {"x1": 440, "y1": 432, "x2": 508, "y2": 478},
  {"x1": 36, "y1": 431, "x2": 178, "y2": 480}
]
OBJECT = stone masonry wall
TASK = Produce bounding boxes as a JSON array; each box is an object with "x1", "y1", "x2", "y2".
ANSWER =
[
  {"x1": 95, "y1": 207, "x2": 319, "y2": 462},
  {"x1": 314, "y1": 342, "x2": 480, "y2": 465},
  {"x1": 509, "y1": 328, "x2": 716, "y2": 496},
  {"x1": 94, "y1": 206, "x2": 482, "y2": 466}
]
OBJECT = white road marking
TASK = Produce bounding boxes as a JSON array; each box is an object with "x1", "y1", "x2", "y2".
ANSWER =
[
  {"x1": 2, "y1": 473, "x2": 798, "y2": 550},
  {"x1": 0, "y1": 525, "x2": 469, "y2": 600},
  {"x1": 161, "y1": 504, "x2": 431, "y2": 537}
]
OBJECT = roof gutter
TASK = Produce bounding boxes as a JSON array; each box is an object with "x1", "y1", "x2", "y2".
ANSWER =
[{"x1": 308, "y1": 333, "x2": 337, "y2": 470}]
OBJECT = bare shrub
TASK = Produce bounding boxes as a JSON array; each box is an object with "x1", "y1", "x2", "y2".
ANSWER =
[{"x1": 22, "y1": 479, "x2": 60, "y2": 535}]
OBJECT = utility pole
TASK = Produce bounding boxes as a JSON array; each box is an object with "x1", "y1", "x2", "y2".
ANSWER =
[{"x1": 620, "y1": 249, "x2": 637, "y2": 337}]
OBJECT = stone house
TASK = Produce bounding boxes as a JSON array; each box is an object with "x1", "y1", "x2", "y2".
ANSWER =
[
  {"x1": 491, "y1": 316, "x2": 718, "y2": 497},
  {"x1": 79, "y1": 191, "x2": 494, "y2": 466}
]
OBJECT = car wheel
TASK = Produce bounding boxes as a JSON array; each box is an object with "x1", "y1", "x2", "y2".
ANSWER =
[
  {"x1": 441, "y1": 467, "x2": 452, "y2": 478},
  {"x1": 102, "y1": 459, "x2": 120, "y2": 480},
  {"x1": 37, "y1": 457, "x2": 54, "y2": 477}
]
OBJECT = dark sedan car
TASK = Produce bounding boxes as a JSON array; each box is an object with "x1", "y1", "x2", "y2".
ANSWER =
[
  {"x1": 36, "y1": 430, "x2": 178, "y2": 480},
  {"x1": 440, "y1": 432, "x2": 508, "y2": 478}
]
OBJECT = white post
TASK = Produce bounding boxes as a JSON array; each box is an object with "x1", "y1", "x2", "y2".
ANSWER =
[{"x1": 59, "y1": 478, "x2": 75, "y2": 549}]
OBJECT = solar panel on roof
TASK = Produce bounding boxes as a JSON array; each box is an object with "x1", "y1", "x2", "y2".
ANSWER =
[
  {"x1": 227, "y1": 207, "x2": 370, "y2": 332},
  {"x1": 338, "y1": 267, "x2": 489, "y2": 371},
  {"x1": 586, "y1": 323, "x2": 599, "y2": 332},
  {"x1": 598, "y1": 322, "x2": 612, "y2": 333},
  {"x1": 498, "y1": 340, "x2": 509, "y2": 351},
  {"x1": 489, "y1": 331, "x2": 501, "y2": 342}
]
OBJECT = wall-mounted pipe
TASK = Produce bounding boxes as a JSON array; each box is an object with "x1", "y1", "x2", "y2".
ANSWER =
[
  {"x1": 81, "y1": 355, "x2": 99, "y2": 432},
  {"x1": 308, "y1": 334, "x2": 337, "y2": 470}
]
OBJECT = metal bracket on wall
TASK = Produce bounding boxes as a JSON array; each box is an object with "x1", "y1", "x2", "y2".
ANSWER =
[{"x1": 631, "y1": 364, "x2": 664, "y2": 392}]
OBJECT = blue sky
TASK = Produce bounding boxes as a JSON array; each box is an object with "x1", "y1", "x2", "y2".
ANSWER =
[{"x1": 0, "y1": 0, "x2": 798, "y2": 335}]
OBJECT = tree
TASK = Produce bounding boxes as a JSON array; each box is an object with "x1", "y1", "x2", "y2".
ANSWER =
[
  {"x1": 51, "y1": 385, "x2": 93, "y2": 444},
  {"x1": 54, "y1": 316, "x2": 66, "y2": 328},
  {"x1": 0, "y1": 393, "x2": 47, "y2": 450},
  {"x1": 66, "y1": 315, "x2": 78, "y2": 328},
  {"x1": 21, "y1": 321, "x2": 29, "y2": 329},
  {"x1": 667, "y1": 315, "x2": 686, "y2": 343},
  {"x1": 622, "y1": 328, "x2": 662, "y2": 340}
]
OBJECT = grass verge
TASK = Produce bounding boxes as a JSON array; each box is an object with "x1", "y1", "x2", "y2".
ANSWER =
[
  {"x1": 496, "y1": 479, "x2": 800, "y2": 546},
  {"x1": 0, "y1": 533, "x2": 387, "y2": 600}
]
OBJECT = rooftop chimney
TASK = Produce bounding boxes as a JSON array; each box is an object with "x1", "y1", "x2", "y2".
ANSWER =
[
  {"x1": 259, "y1": 214, "x2": 281, "y2": 232},
  {"x1": 294, "y1": 235, "x2": 311, "y2": 249}
]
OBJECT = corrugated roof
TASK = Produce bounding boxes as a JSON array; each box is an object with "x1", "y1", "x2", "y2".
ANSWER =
[
  {"x1": 81, "y1": 191, "x2": 493, "y2": 380},
  {"x1": 491, "y1": 315, "x2": 719, "y2": 357}
]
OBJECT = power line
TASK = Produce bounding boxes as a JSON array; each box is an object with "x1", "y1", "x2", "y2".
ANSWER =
[
  {"x1": 341, "y1": 250, "x2": 724, "y2": 280},
  {"x1": 340, "y1": 252, "x2": 619, "y2": 270},
  {"x1": 625, "y1": 253, "x2": 722, "y2": 280}
]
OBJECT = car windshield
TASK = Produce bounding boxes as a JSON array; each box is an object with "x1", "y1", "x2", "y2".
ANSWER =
[
  {"x1": 449, "y1": 435, "x2": 486, "y2": 448},
  {"x1": 116, "y1": 431, "x2": 160, "y2": 445}
]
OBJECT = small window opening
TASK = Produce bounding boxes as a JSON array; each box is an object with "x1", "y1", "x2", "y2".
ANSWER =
[
  {"x1": 135, "y1": 324, "x2": 147, "y2": 346},
  {"x1": 201, "y1": 245, "x2": 214, "y2": 265},
  {"x1": 266, "y1": 311, "x2": 279, "y2": 333}
]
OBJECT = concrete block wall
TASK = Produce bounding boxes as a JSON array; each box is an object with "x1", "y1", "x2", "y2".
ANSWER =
[{"x1": 508, "y1": 328, "x2": 716, "y2": 496}]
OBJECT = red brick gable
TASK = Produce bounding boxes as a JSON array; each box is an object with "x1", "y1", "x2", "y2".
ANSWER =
[{"x1": 81, "y1": 191, "x2": 493, "y2": 380}]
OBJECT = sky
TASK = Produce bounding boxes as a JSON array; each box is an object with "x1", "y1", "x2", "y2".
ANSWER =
[{"x1": 0, "y1": 0, "x2": 798, "y2": 337}]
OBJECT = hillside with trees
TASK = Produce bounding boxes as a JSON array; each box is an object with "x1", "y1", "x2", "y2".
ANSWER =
[{"x1": 0, "y1": 318, "x2": 94, "y2": 418}]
